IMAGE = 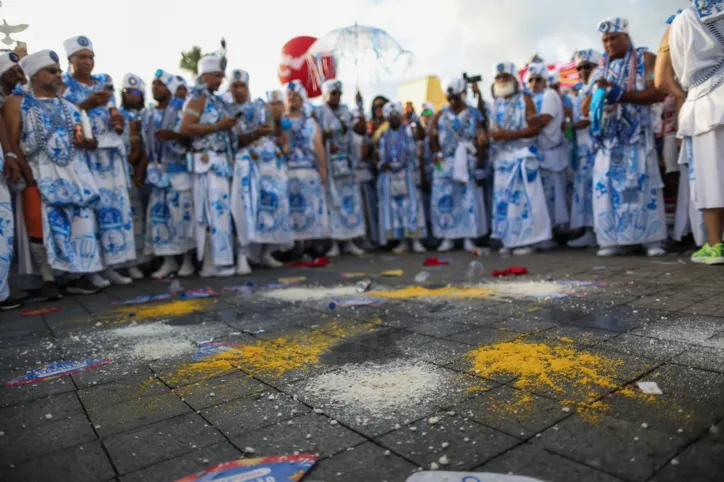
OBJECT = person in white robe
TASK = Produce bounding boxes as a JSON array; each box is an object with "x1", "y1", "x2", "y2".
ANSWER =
[
  {"x1": 315, "y1": 80, "x2": 366, "y2": 257},
  {"x1": 5, "y1": 50, "x2": 105, "y2": 296},
  {"x1": 179, "y1": 55, "x2": 236, "y2": 277},
  {"x1": 568, "y1": 49, "x2": 603, "y2": 248},
  {"x1": 667, "y1": 3, "x2": 724, "y2": 264},
  {"x1": 489, "y1": 62, "x2": 552, "y2": 255},
  {"x1": 526, "y1": 63, "x2": 569, "y2": 247},
  {"x1": 61, "y1": 35, "x2": 136, "y2": 287},
  {"x1": 583, "y1": 17, "x2": 668, "y2": 257},
  {"x1": 141, "y1": 70, "x2": 195, "y2": 278}
]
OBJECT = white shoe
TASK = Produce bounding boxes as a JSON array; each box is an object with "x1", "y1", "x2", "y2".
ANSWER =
[
  {"x1": 88, "y1": 273, "x2": 110, "y2": 289},
  {"x1": 261, "y1": 250, "x2": 283, "y2": 269},
  {"x1": 536, "y1": 239, "x2": 557, "y2": 251},
  {"x1": 567, "y1": 230, "x2": 597, "y2": 248},
  {"x1": 411, "y1": 240, "x2": 427, "y2": 253},
  {"x1": 513, "y1": 247, "x2": 534, "y2": 256},
  {"x1": 178, "y1": 254, "x2": 195, "y2": 277},
  {"x1": 392, "y1": 241, "x2": 409, "y2": 254},
  {"x1": 437, "y1": 239, "x2": 455, "y2": 252},
  {"x1": 343, "y1": 241, "x2": 365, "y2": 256},
  {"x1": 327, "y1": 241, "x2": 341, "y2": 258},
  {"x1": 646, "y1": 243, "x2": 666, "y2": 257},
  {"x1": 103, "y1": 268, "x2": 132, "y2": 285},
  {"x1": 499, "y1": 247, "x2": 510, "y2": 255},
  {"x1": 128, "y1": 266, "x2": 145, "y2": 280},
  {"x1": 151, "y1": 256, "x2": 178, "y2": 279},
  {"x1": 235, "y1": 254, "x2": 252, "y2": 275},
  {"x1": 199, "y1": 266, "x2": 235, "y2": 278},
  {"x1": 597, "y1": 246, "x2": 624, "y2": 257}
]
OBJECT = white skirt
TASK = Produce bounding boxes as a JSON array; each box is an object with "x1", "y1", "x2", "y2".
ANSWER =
[{"x1": 690, "y1": 126, "x2": 724, "y2": 210}]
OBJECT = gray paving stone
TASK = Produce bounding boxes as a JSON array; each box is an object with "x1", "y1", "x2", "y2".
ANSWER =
[
  {"x1": 376, "y1": 411, "x2": 519, "y2": 471},
  {"x1": 566, "y1": 306, "x2": 669, "y2": 333},
  {"x1": 443, "y1": 325, "x2": 521, "y2": 346},
  {"x1": 640, "y1": 364, "x2": 724, "y2": 408},
  {"x1": 480, "y1": 443, "x2": 626, "y2": 482},
  {"x1": 104, "y1": 413, "x2": 224, "y2": 475},
  {"x1": 352, "y1": 329, "x2": 438, "y2": 351},
  {"x1": 119, "y1": 441, "x2": 241, "y2": 482},
  {"x1": 491, "y1": 317, "x2": 558, "y2": 334},
  {"x1": 0, "y1": 377, "x2": 76, "y2": 408},
  {"x1": 305, "y1": 441, "x2": 417, "y2": 481},
  {"x1": 532, "y1": 413, "x2": 687, "y2": 482},
  {"x1": 230, "y1": 412, "x2": 366, "y2": 459},
  {"x1": 87, "y1": 392, "x2": 191, "y2": 438},
  {"x1": 0, "y1": 391, "x2": 83, "y2": 432},
  {"x1": 403, "y1": 319, "x2": 473, "y2": 338},
  {"x1": 599, "y1": 334, "x2": 690, "y2": 363},
  {"x1": 78, "y1": 374, "x2": 169, "y2": 411},
  {"x1": 400, "y1": 339, "x2": 473, "y2": 366},
  {"x1": 174, "y1": 370, "x2": 266, "y2": 411},
  {"x1": 649, "y1": 440, "x2": 724, "y2": 482},
  {"x1": 0, "y1": 440, "x2": 115, "y2": 482}
]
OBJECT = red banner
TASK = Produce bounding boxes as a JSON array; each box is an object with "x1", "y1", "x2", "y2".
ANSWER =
[{"x1": 519, "y1": 61, "x2": 580, "y2": 90}]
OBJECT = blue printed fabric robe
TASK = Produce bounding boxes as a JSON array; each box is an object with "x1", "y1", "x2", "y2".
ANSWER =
[
  {"x1": 376, "y1": 125, "x2": 426, "y2": 243},
  {"x1": 570, "y1": 83, "x2": 598, "y2": 230},
  {"x1": 431, "y1": 105, "x2": 488, "y2": 240},
  {"x1": 228, "y1": 99, "x2": 292, "y2": 252},
  {"x1": 63, "y1": 73, "x2": 135, "y2": 267},
  {"x1": 187, "y1": 88, "x2": 234, "y2": 267},
  {"x1": 286, "y1": 114, "x2": 328, "y2": 241},
  {"x1": 591, "y1": 48, "x2": 666, "y2": 248},
  {"x1": 141, "y1": 100, "x2": 194, "y2": 256},
  {"x1": 491, "y1": 93, "x2": 552, "y2": 248},
  {"x1": 119, "y1": 106, "x2": 149, "y2": 264},
  {"x1": 19, "y1": 92, "x2": 103, "y2": 274},
  {"x1": 316, "y1": 104, "x2": 366, "y2": 240},
  {"x1": 0, "y1": 151, "x2": 12, "y2": 302}
]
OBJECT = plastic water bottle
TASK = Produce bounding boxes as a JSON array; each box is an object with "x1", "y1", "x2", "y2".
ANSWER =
[{"x1": 467, "y1": 261, "x2": 485, "y2": 285}]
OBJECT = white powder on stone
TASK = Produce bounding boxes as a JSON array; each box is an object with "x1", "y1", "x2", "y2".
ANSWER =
[
  {"x1": 488, "y1": 281, "x2": 576, "y2": 299},
  {"x1": 302, "y1": 360, "x2": 451, "y2": 420},
  {"x1": 131, "y1": 339, "x2": 195, "y2": 361},
  {"x1": 110, "y1": 323, "x2": 175, "y2": 339},
  {"x1": 260, "y1": 285, "x2": 360, "y2": 302}
]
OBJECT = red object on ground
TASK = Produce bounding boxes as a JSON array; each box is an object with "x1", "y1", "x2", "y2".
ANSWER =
[
  {"x1": 286, "y1": 256, "x2": 330, "y2": 268},
  {"x1": 423, "y1": 256, "x2": 450, "y2": 267},
  {"x1": 492, "y1": 266, "x2": 529, "y2": 277},
  {"x1": 20, "y1": 307, "x2": 63, "y2": 317},
  {"x1": 278, "y1": 36, "x2": 336, "y2": 99}
]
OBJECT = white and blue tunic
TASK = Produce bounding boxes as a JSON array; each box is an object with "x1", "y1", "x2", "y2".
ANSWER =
[
  {"x1": 141, "y1": 99, "x2": 194, "y2": 256},
  {"x1": 491, "y1": 93, "x2": 552, "y2": 248},
  {"x1": 119, "y1": 106, "x2": 149, "y2": 264},
  {"x1": 431, "y1": 105, "x2": 488, "y2": 240},
  {"x1": 0, "y1": 149, "x2": 12, "y2": 302},
  {"x1": 376, "y1": 125, "x2": 426, "y2": 243},
  {"x1": 316, "y1": 103, "x2": 366, "y2": 240},
  {"x1": 186, "y1": 88, "x2": 234, "y2": 268},
  {"x1": 229, "y1": 99, "x2": 291, "y2": 251},
  {"x1": 19, "y1": 91, "x2": 103, "y2": 274},
  {"x1": 570, "y1": 75, "x2": 600, "y2": 230},
  {"x1": 591, "y1": 48, "x2": 667, "y2": 248},
  {"x1": 285, "y1": 113, "x2": 328, "y2": 241},
  {"x1": 63, "y1": 73, "x2": 135, "y2": 267}
]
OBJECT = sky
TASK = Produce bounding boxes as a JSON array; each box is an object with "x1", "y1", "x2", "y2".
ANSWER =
[{"x1": 4, "y1": 0, "x2": 683, "y2": 108}]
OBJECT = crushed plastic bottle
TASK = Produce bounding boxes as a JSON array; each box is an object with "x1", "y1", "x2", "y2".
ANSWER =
[
  {"x1": 466, "y1": 260, "x2": 485, "y2": 285},
  {"x1": 169, "y1": 279, "x2": 183, "y2": 294},
  {"x1": 414, "y1": 271, "x2": 430, "y2": 283}
]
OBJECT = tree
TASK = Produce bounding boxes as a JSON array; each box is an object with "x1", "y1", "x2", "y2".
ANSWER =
[{"x1": 179, "y1": 46, "x2": 203, "y2": 76}]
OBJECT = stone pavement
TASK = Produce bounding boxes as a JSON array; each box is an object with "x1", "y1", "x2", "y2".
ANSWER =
[{"x1": 0, "y1": 249, "x2": 723, "y2": 482}]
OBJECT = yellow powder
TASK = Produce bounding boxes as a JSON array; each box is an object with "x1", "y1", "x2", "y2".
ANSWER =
[
  {"x1": 98, "y1": 299, "x2": 216, "y2": 324},
  {"x1": 373, "y1": 285, "x2": 494, "y2": 300}
]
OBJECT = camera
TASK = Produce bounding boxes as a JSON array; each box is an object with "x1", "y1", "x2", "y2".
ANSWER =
[{"x1": 463, "y1": 72, "x2": 482, "y2": 84}]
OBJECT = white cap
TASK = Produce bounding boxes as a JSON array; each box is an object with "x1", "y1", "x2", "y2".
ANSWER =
[
  {"x1": 382, "y1": 101, "x2": 403, "y2": 118},
  {"x1": 0, "y1": 51, "x2": 20, "y2": 76},
  {"x1": 548, "y1": 70, "x2": 561, "y2": 85},
  {"x1": 19, "y1": 49, "x2": 60, "y2": 79},
  {"x1": 122, "y1": 73, "x2": 145, "y2": 94},
  {"x1": 285, "y1": 80, "x2": 307, "y2": 101},
  {"x1": 154, "y1": 69, "x2": 180, "y2": 95},
  {"x1": 322, "y1": 79, "x2": 342, "y2": 95},
  {"x1": 63, "y1": 35, "x2": 93, "y2": 58},
  {"x1": 229, "y1": 69, "x2": 250, "y2": 85},
  {"x1": 598, "y1": 17, "x2": 629, "y2": 35},
  {"x1": 574, "y1": 49, "x2": 602, "y2": 67},
  {"x1": 446, "y1": 78, "x2": 466, "y2": 96},
  {"x1": 198, "y1": 55, "x2": 224, "y2": 76},
  {"x1": 266, "y1": 90, "x2": 283, "y2": 103},
  {"x1": 493, "y1": 62, "x2": 517, "y2": 77}
]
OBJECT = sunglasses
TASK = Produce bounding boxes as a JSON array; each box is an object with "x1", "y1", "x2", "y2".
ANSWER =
[
  {"x1": 123, "y1": 88, "x2": 142, "y2": 96},
  {"x1": 576, "y1": 64, "x2": 594, "y2": 72},
  {"x1": 43, "y1": 67, "x2": 62, "y2": 75},
  {"x1": 528, "y1": 77, "x2": 544, "y2": 83}
]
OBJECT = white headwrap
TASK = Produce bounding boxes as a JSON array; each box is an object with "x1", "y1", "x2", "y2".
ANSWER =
[
  {"x1": 122, "y1": 73, "x2": 145, "y2": 94},
  {"x1": 382, "y1": 101, "x2": 403, "y2": 119},
  {"x1": 446, "y1": 78, "x2": 466, "y2": 96},
  {"x1": 548, "y1": 69, "x2": 561, "y2": 85},
  {"x1": 526, "y1": 62, "x2": 547, "y2": 80},
  {"x1": 63, "y1": 35, "x2": 93, "y2": 58},
  {"x1": 0, "y1": 51, "x2": 20, "y2": 76},
  {"x1": 175, "y1": 75, "x2": 188, "y2": 90},
  {"x1": 322, "y1": 79, "x2": 342, "y2": 95},
  {"x1": 285, "y1": 80, "x2": 308, "y2": 101},
  {"x1": 266, "y1": 90, "x2": 283, "y2": 103},
  {"x1": 493, "y1": 62, "x2": 517, "y2": 77},
  {"x1": 574, "y1": 49, "x2": 602, "y2": 67},
  {"x1": 198, "y1": 55, "x2": 224, "y2": 76},
  {"x1": 598, "y1": 17, "x2": 629, "y2": 35},
  {"x1": 154, "y1": 69, "x2": 181, "y2": 96},
  {"x1": 19, "y1": 49, "x2": 60, "y2": 80},
  {"x1": 229, "y1": 69, "x2": 250, "y2": 85}
]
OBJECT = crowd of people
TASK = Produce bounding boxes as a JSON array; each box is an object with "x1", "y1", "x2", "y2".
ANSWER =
[{"x1": 0, "y1": 4, "x2": 721, "y2": 310}]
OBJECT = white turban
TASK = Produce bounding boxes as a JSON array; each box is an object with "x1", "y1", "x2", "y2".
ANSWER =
[
  {"x1": 446, "y1": 78, "x2": 466, "y2": 96},
  {"x1": 493, "y1": 62, "x2": 517, "y2": 78},
  {"x1": 322, "y1": 79, "x2": 342, "y2": 95},
  {"x1": 574, "y1": 49, "x2": 602, "y2": 67},
  {"x1": 598, "y1": 17, "x2": 629, "y2": 35},
  {"x1": 19, "y1": 49, "x2": 60, "y2": 80},
  {"x1": 154, "y1": 69, "x2": 180, "y2": 95},
  {"x1": 266, "y1": 90, "x2": 283, "y2": 103},
  {"x1": 0, "y1": 51, "x2": 20, "y2": 76},
  {"x1": 122, "y1": 73, "x2": 145, "y2": 94},
  {"x1": 198, "y1": 55, "x2": 224, "y2": 76},
  {"x1": 63, "y1": 35, "x2": 93, "y2": 58},
  {"x1": 548, "y1": 69, "x2": 561, "y2": 85},
  {"x1": 285, "y1": 80, "x2": 308, "y2": 101},
  {"x1": 229, "y1": 69, "x2": 250, "y2": 85},
  {"x1": 382, "y1": 101, "x2": 403, "y2": 118},
  {"x1": 526, "y1": 62, "x2": 547, "y2": 80}
]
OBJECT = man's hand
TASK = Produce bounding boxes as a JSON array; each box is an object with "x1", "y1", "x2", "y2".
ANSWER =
[
  {"x1": 155, "y1": 129, "x2": 177, "y2": 142},
  {"x1": 3, "y1": 156, "x2": 21, "y2": 184},
  {"x1": 595, "y1": 78, "x2": 613, "y2": 89},
  {"x1": 255, "y1": 124, "x2": 273, "y2": 137},
  {"x1": 81, "y1": 91, "x2": 112, "y2": 110},
  {"x1": 434, "y1": 153, "x2": 443, "y2": 167},
  {"x1": 134, "y1": 163, "x2": 146, "y2": 188},
  {"x1": 490, "y1": 130, "x2": 509, "y2": 142},
  {"x1": 216, "y1": 117, "x2": 237, "y2": 131},
  {"x1": 111, "y1": 111, "x2": 125, "y2": 133},
  {"x1": 329, "y1": 144, "x2": 339, "y2": 154}
]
